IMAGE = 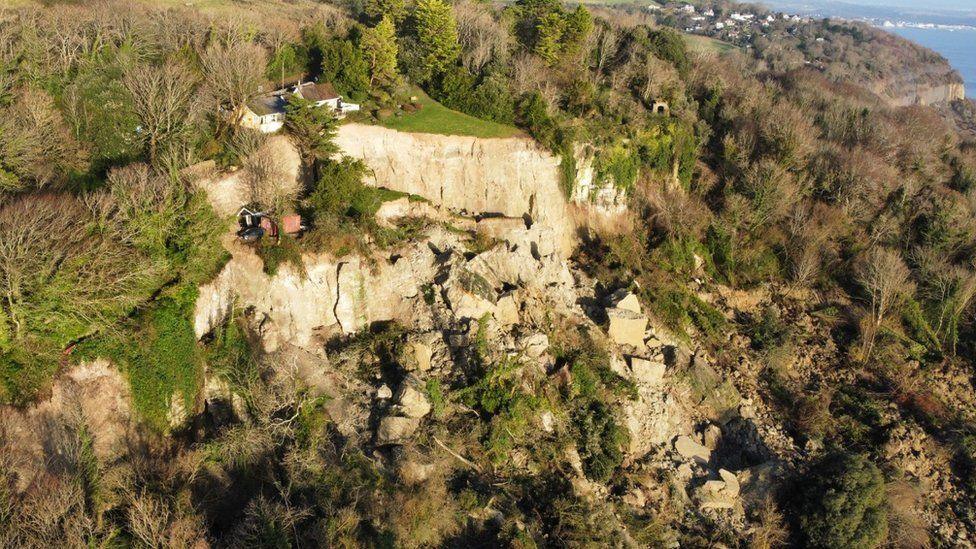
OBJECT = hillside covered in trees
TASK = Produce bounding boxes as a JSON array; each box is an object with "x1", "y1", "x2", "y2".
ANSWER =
[{"x1": 2, "y1": 0, "x2": 976, "y2": 547}]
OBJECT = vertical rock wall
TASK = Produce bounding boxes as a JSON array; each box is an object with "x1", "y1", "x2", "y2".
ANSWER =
[{"x1": 335, "y1": 124, "x2": 578, "y2": 257}]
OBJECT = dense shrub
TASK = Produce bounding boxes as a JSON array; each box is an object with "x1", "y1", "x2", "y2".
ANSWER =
[
  {"x1": 795, "y1": 452, "x2": 888, "y2": 549},
  {"x1": 573, "y1": 400, "x2": 627, "y2": 482},
  {"x1": 306, "y1": 158, "x2": 376, "y2": 221}
]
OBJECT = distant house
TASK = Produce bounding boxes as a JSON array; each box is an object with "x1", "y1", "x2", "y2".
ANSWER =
[
  {"x1": 294, "y1": 82, "x2": 361, "y2": 116},
  {"x1": 238, "y1": 81, "x2": 361, "y2": 134},
  {"x1": 239, "y1": 94, "x2": 289, "y2": 134}
]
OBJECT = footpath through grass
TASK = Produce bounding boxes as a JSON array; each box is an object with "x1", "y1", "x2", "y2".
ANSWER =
[{"x1": 378, "y1": 88, "x2": 523, "y2": 139}]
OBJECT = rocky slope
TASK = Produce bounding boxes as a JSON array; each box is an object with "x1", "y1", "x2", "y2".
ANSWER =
[{"x1": 176, "y1": 129, "x2": 812, "y2": 536}]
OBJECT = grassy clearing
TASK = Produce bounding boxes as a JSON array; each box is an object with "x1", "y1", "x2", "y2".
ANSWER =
[
  {"x1": 378, "y1": 88, "x2": 523, "y2": 139},
  {"x1": 683, "y1": 33, "x2": 736, "y2": 54}
]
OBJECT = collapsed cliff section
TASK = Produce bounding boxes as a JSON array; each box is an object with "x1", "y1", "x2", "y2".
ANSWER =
[
  {"x1": 334, "y1": 124, "x2": 628, "y2": 258},
  {"x1": 181, "y1": 127, "x2": 811, "y2": 538},
  {"x1": 883, "y1": 81, "x2": 966, "y2": 108}
]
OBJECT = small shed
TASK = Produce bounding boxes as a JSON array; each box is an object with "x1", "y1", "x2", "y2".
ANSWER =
[{"x1": 281, "y1": 215, "x2": 304, "y2": 235}]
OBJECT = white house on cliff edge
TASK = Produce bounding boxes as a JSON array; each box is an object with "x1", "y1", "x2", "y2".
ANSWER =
[{"x1": 238, "y1": 81, "x2": 360, "y2": 134}]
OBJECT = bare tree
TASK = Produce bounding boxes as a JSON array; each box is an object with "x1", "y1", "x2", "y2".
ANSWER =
[
  {"x1": 243, "y1": 145, "x2": 297, "y2": 214},
  {"x1": 454, "y1": 1, "x2": 510, "y2": 73},
  {"x1": 127, "y1": 491, "x2": 175, "y2": 548},
  {"x1": 0, "y1": 88, "x2": 87, "y2": 191},
  {"x1": 123, "y1": 60, "x2": 199, "y2": 165},
  {"x1": 856, "y1": 247, "x2": 914, "y2": 360},
  {"x1": 200, "y1": 39, "x2": 268, "y2": 131},
  {"x1": 592, "y1": 22, "x2": 620, "y2": 77},
  {"x1": 785, "y1": 205, "x2": 828, "y2": 288}
]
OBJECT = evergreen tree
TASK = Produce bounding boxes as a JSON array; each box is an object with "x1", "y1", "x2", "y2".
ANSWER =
[
  {"x1": 796, "y1": 453, "x2": 888, "y2": 549},
  {"x1": 320, "y1": 39, "x2": 370, "y2": 100},
  {"x1": 413, "y1": 0, "x2": 461, "y2": 81},
  {"x1": 562, "y1": 6, "x2": 593, "y2": 56},
  {"x1": 363, "y1": 0, "x2": 406, "y2": 24},
  {"x1": 533, "y1": 13, "x2": 564, "y2": 64},
  {"x1": 512, "y1": 0, "x2": 592, "y2": 66},
  {"x1": 361, "y1": 16, "x2": 400, "y2": 90},
  {"x1": 284, "y1": 95, "x2": 339, "y2": 179}
]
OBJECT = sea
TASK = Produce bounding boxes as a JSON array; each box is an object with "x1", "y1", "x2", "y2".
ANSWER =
[
  {"x1": 887, "y1": 27, "x2": 976, "y2": 97},
  {"x1": 762, "y1": 0, "x2": 976, "y2": 98}
]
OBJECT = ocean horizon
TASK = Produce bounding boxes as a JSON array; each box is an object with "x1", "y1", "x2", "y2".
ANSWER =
[
  {"x1": 888, "y1": 26, "x2": 976, "y2": 98},
  {"x1": 762, "y1": 0, "x2": 976, "y2": 99}
]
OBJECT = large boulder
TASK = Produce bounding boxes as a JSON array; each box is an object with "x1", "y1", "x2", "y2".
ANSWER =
[
  {"x1": 376, "y1": 416, "x2": 420, "y2": 445},
  {"x1": 494, "y1": 292, "x2": 520, "y2": 326},
  {"x1": 444, "y1": 268, "x2": 497, "y2": 320},
  {"x1": 674, "y1": 435, "x2": 712, "y2": 465},
  {"x1": 607, "y1": 307, "x2": 648, "y2": 348},
  {"x1": 402, "y1": 333, "x2": 439, "y2": 372},
  {"x1": 608, "y1": 289, "x2": 642, "y2": 314},
  {"x1": 395, "y1": 384, "x2": 432, "y2": 419},
  {"x1": 466, "y1": 244, "x2": 539, "y2": 290},
  {"x1": 697, "y1": 469, "x2": 741, "y2": 511},
  {"x1": 680, "y1": 356, "x2": 742, "y2": 423},
  {"x1": 629, "y1": 356, "x2": 665, "y2": 386},
  {"x1": 521, "y1": 333, "x2": 550, "y2": 358}
]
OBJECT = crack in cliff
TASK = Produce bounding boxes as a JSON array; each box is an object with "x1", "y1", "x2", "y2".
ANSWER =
[{"x1": 334, "y1": 262, "x2": 345, "y2": 333}]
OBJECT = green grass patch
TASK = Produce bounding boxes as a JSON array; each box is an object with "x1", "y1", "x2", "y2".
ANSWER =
[
  {"x1": 256, "y1": 234, "x2": 305, "y2": 276},
  {"x1": 378, "y1": 88, "x2": 523, "y2": 139},
  {"x1": 683, "y1": 33, "x2": 736, "y2": 54}
]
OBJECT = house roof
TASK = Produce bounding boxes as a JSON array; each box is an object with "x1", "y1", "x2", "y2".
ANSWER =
[
  {"x1": 247, "y1": 94, "x2": 288, "y2": 116},
  {"x1": 296, "y1": 82, "x2": 340, "y2": 102}
]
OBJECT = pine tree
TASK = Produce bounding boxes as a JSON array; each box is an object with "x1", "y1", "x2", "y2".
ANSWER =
[
  {"x1": 413, "y1": 0, "x2": 461, "y2": 80},
  {"x1": 284, "y1": 95, "x2": 339, "y2": 179},
  {"x1": 361, "y1": 16, "x2": 399, "y2": 89},
  {"x1": 363, "y1": 0, "x2": 406, "y2": 24},
  {"x1": 533, "y1": 13, "x2": 564, "y2": 64}
]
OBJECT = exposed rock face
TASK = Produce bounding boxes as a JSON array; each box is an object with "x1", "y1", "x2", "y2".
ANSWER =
[
  {"x1": 335, "y1": 124, "x2": 578, "y2": 257},
  {"x1": 195, "y1": 212, "x2": 576, "y2": 354},
  {"x1": 194, "y1": 135, "x2": 302, "y2": 218},
  {"x1": 888, "y1": 81, "x2": 966, "y2": 107},
  {"x1": 194, "y1": 234, "x2": 442, "y2": 351},
  {"x1": 0, "y1": 359, "x2": 133, "y2": 492}
]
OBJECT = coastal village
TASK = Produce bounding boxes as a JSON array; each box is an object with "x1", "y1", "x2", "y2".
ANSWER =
[{"x1": 649, "y1": 2, "x2": 810, "y2": 48}]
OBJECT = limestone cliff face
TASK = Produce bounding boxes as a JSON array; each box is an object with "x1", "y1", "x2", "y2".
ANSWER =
[
  {"x1": 335, "y1": 124, "x2": 578, "y2": 257},
  {"x1": 194, "y1": 235, "x2": 441, "y2": 352},
  {"x1": 886, "y1": 81, "x2": 966, "y2": 107}
]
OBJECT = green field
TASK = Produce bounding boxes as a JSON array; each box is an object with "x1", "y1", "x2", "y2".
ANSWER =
[
  {"x1": 378, "y1": 88, "x2": 523, "y2": 139},
  {"x1": 683, "y1": 33, "x2": 737, "y2": 54}
]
